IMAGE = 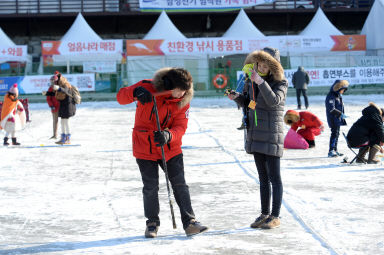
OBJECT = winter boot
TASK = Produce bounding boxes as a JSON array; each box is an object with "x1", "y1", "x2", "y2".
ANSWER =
[
  {"x1": 336, "y1": 151, "x2": 344, "y2": 156},
  {"x1": 328, "y1": 150, "x2": 338, "y2": 157},
  {"x1": 260, "y1": 216, "x2": 280, "y2": 229},
  {"x1": 3, "y1": 137, "x2": 9, "y2": 146},
  {"x1": 250, "y1": 213, "x2": 269, "y2": 228},
  {"x1": 55, "y1": 134, "x2": 66, "y2": 144},
  {"x1": 185, "y1": 219, "x2": 208, "y2": 236},
  {"x1": 368, "y1": 144, "x2": 381, "y2": 164},
  {"x1": 64, "y1": 134, "x2": 71, "y2": 144},
  {"x1": 11, "y1": 137, "x2": 20, "y2": 146},
  {"x1": 144, "y1": 222, "x2": 159, "y2": 238},
  {"x1": 307, "y1": 140, "x2": 315, "y2": 148},
  {"x1": 356, "y1": 147, "x2": 369, "y2": 163},
  {"x1": 237, "y1": 122, "x2": 245, "y2": 130}
]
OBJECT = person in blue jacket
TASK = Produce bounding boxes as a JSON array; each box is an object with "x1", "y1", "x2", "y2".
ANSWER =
[{"x1": 325, "y1": 80, "x2": 349, "y2": 157}]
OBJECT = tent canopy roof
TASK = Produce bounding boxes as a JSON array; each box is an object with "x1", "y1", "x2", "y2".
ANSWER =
[
  {"x1": 223, "y1": 9, "x2": 265, "y2": 38},
  {"x1": 144, "y1": 11, "x2": 186, "y2": 40},
  {"x1": 300, "y1": 8, "x2": 343, "y2": 36},
  {"x1": 361, "y1": 0, "x2": 384, "y2": 50},
  {"x1": 0, "y1": 27, "x2": 16, "y2": 47},
  {"x1": 61, "y1": 13, "x2": 102, "y2": 42}
]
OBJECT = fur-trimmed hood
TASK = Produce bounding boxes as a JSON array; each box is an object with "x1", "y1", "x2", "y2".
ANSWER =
[
  {"x1": 57, "y1": 76, "x2": 72, "y2": 89},
  {"x1": 284, "y1": 110, "x2": 300, "y2": 125},
  {"x1": 152, "y1": 67, "x2": 194, "y2": 108},
  {"x1": 331, "y1": 80, "x2": 349, "y2": 93},
  {"x1": 243, "y1": 48, "x2": 285, "y2": 82},
  {"x1": 363, "y1": 102, "x2": 384, "y2": 117}
]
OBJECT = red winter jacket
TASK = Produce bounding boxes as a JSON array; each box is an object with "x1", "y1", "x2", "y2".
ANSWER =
[
  {"x1": 291, "y1": 111, "x2": 323, "y2": 131},
  {"x1": 46, "y1": 86, "x2": 60, "y2": 113},
  {"x1": 117, "y1": 79, "x2": 193, "y2": 161}
]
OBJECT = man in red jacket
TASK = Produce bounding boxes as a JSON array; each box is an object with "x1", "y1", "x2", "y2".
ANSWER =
[
  {"x1": 117, "y1": 67, "x2": 208, "y2": 238},
  {"x1": 284, "y1": 109, "x2": 324, "y2": 148}
]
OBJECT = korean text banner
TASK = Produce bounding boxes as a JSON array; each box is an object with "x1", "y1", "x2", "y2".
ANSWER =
[
  {"x1": 0, "y1": 74, "x2": 95, "y2": 95},
  {"x1": 41, "y1": 40, "x2": 123, "y2": 56},
  {"x1": 126, "y1": 35, "x2": 366, "y2": 56},
  {"x1": 139, "y1": 0, "x2": 274, "y2": 11},
  {"x1": 0, "y1": 46, "x2": 28, "y2": 63},
  {"x1": 284, "y1": 66, "x2": 384, "y2": 87}
]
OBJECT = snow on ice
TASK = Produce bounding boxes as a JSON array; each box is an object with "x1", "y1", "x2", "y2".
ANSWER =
[{"x1": 0, "y1": 94, "x2": 383, "y2": 255}]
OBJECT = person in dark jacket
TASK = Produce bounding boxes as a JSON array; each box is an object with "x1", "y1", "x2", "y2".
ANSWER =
[
  {"x1": 116, "y1": 67, "x2": 208, "y2": 238},
  {"x1": 346, "y1": 102, "x2": 384, "y2": 164},
  {"x1": 42, "y1": 75, "x2": 60, "y2": 139},
  {"x1": 51, "y1": 71, "x2": 76, "y2": 144},
  {"x1": 325, "y1": 80, "x2": 349, "y2": 157},
  {"x1": 292, "y1": 66, "x2": 310, "y2": 109},
  {"x1": 228, "y1": 47, "x2": 288, "y2": 229}
]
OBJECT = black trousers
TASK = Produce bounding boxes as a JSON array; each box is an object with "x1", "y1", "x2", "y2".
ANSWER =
[
  {"x1": 253, "y1": 152, "x2": 283, "y2": 217},
  {"x1": 136, "y1": 153, "x2": 195, "y2": 229},
  {"x1": 296, "y1": 89, "x2": 309, "y2": 109}
]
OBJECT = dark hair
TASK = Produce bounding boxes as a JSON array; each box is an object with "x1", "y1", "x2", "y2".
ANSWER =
[
  {"x1": 287, "y1": 120, "x2": 293, "y2": 124},
  {"x1": 166, "y1": 68, "x2": 193, "y2": 91}
]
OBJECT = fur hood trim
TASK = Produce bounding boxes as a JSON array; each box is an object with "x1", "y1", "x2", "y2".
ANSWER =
[
  {"x1": 244, "y1": 50, "x2": 285, "y2": 81},
  {"x1": 58, "y1": 76, "x2": 72, "y2": 89},
  {"x1": 332, "y1": 80, "x2": 349, "y2": 92},
  {"x1": 368, "y1": 102, "x2": 383, "y2": 116},
  {"x1": 284, "y1": 110, "x2": 300, "y2": 125},
  {"x1": 152, "y1": 67, "x2": 194, "y2": 108}
]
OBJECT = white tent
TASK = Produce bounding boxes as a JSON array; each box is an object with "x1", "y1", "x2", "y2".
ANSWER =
[
  {"x1": 144, "y1": 11, "x2": 186, "y2": 40},
  {"x1": 128, "y1": 11, "x2": 209, "y2": 89},
  {"x1": 361, "y1": 0, "x2": 384, "y2": 52},
  {"x1": 52, "y1": 13, "x2": 122, "y2": 65},
  {"x1": 0, "y1": 27, "x2": 30, "y2": 65},
  {"x1": 300, "y1": 8, "x2": 343, "y2": 36},
  {"x1": 222, "y1": 9, "x2": 265, "y2": 38}
]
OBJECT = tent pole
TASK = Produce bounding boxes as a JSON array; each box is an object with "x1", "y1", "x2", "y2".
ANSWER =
[{"x1": 67, "y1": 60, "x2": 70, "y2": 74}]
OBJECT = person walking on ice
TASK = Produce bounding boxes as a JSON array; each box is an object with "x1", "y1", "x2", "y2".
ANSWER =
[
  {"x1": 1, "y1": 84, "x2": 26, "y2": 146},
  {"x1": 227, "y1": 47, "x2": 288, "y2": 229},
  {"x1": 116, "y1": 67, "x2": 208, "y2": 238}
]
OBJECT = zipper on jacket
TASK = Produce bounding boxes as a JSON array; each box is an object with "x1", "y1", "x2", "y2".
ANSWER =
[
  {"x1": 161, "y1": 109, "x2": 171, "y2": 127},
  {"x1": 147, "y1": 135, "x2": 152, "y2": 154}
]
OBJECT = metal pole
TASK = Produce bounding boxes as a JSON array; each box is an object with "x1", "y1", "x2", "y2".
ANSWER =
[{"x1": 152, "y1": 96, "x2": 177, "y2": 229}]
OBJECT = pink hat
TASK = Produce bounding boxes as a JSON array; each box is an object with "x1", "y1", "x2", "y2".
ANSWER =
[{"x1": 9, "y1": 83, "x2": 18, "y2": 96}]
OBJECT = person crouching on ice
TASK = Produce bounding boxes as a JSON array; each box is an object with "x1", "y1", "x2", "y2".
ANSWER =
[
  {"x1": 116, "y1": 67, "x2": 208, "y2": 238},
  {"x1": 346, "y1": 102, "x2": 384, "y2": 164},
  {"x1": 284, "y1": 110, "x2": 324, "y2": 148},
  {"x1": 0, "y1": 84, "x2": 26, "y2": 146}
]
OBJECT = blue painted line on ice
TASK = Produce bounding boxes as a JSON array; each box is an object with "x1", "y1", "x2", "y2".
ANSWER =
[{"x1": 191, "y1": 117, "x2": 343, "y2": 255}]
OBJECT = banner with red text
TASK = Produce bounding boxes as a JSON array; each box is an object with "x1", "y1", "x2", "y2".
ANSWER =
[
  {"x1": 0, "y1": 45, "x2": 28, "y2": 63},
  {"x1": 126, "y1": 35, "x2": 365, "y2": 56},
  {"x1": 42, "y1": 40, "x2": 122, "y2": 56}
]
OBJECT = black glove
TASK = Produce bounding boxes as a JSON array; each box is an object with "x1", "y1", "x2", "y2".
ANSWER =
[
  {"x1": 133, "y1": 86, "x2": 152, "y2": 105},
  {"x1": 154, "y1": 130, "x2": 171, "y2": 147}
]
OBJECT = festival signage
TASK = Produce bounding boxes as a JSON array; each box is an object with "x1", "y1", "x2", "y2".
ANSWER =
[
  {"x1": 83, "y1": 61, "x2": 117, "y2": 73},
  {"x1": 139, "y1": 0, "x2": 275, "y2": 11},
  {"x1": 0, "y1": 74, "x2": 95, "y2": 95},
  {"x1": 285, "y1": 66, "x2": 384, "y2": 87},
  {"x1": 126, "y1": 35, "x2": 366, "y2": 56},
  {"x1": 0, "y1": 45, "x2": 28, "y2": 62},
  {"x1": 41, "y1": 40, "x2": 123, "y2": 56}
]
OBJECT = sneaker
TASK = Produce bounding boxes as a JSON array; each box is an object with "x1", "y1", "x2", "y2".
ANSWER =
[
  {"x1": 185, "y1": 219, "x2": 208, "y2": 236},
  {"x1": 145, "y1": 222, "x2": 159, "y2": 238},
  {"x1": 336, "y1": 151, "x2": 344, "y2": 156},
  {"x1": 328, "y1": 150, "x2": 338, "y2": 157},
  {"x1": 250, "y1": 213, "x2": 269, "y2": 228},
  {"x1": 260, "y1": 216, "x2": 280, "y2": 229}
]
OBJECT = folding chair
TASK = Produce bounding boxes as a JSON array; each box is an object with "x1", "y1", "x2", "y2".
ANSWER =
[{"x1": 342, "y1": 132, "x2": 368, "y2": 164}]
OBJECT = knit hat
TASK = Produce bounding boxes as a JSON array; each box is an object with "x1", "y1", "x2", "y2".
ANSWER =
[
  {"x1": 54, "y1": 71, "x2": 61, "y2": 81},
  {"x1": 284, "y1": 110, "x2": 300, "y2": 125},
  {"x1": 262, "y1": 47, "x2": 281, "y2": 63},
  {"x1": 9, "y1": 83, "x2": 18, "y2": 96}
]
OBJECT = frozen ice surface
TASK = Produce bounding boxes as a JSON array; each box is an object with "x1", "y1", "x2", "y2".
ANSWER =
[{"x1": 0, "y1": 94, "x2": 383, "y2": 255}]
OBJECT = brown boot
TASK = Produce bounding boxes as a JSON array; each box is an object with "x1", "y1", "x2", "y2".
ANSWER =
[
  {"x1": 367, "y1": 144, "x2": 381, "y2": 164},
  {"x1": 260, "y1": 216, "x2": 280, "y2": 229},
  {"x1": 185, "y1": 219, "x2": 208, "y2": 236},
  {"x1": 356, "y1": 146, "x2": 369, "y2": 163},
  {"x1": 145, "y1": 222, "x2": 159, "y2": 238},
  {"x1": 250, "y1": 214, "x2": 269, "y2": 228}
]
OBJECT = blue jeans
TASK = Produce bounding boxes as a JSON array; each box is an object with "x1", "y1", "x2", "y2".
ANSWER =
[{"x1": 329, "y1": 126, "x2": 340, "y2": 152}]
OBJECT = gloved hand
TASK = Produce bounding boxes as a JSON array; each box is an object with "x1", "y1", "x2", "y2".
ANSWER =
[
  {"x1": 250, "y1": 68, "x2": 264, "y2": 85},
  {"x1": 320, "y1": 125, "x2": 325, "y2": 133},
  {"x1": 42, "y1": 91, "x2": 47, "y2": 96},
  {"x1": 134, "y1": 86, "x2": 152, "y2": 105},
  {"x1": 154, "y1": 130, "x2": 171, "y2": 147},
  {"x1": 341, "y1": 113, "x2": 348, "y2": 119},
  {"x1": 226, "y1": 90, "x2": 239, "y2": 100},
  {"x1": 53, "y1": 85, "x2": 60, "y2": 91},
  {"x1": 50, "y1": 106, "x2": 55, "y2": 110}
]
